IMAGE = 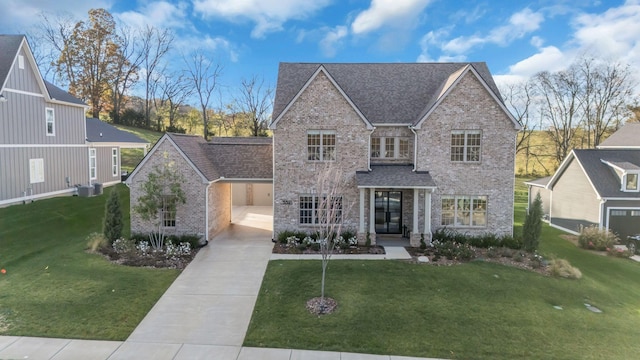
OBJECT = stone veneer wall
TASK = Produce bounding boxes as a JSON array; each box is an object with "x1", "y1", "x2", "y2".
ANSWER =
[
  {"x1": 129, "y1": 139, "x2": 208, "y2": 240},
  {"x1": 416, "y1": 72, "x2": 517, "y2": 236},
  {"x1": 208, "y1": 182, "x2": 231, "y2": 238},
  {"x1": 272, "y1": 71, "x2": 370, "y2": 237}
]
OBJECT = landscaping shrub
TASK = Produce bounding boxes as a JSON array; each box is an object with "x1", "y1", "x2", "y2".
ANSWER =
[
  {"x1": 578, "y1": 226, "x2": 619, "y2": 251},
  {"x1": 432, "y1": 228, "x2": 522, "y2": 250},
  {"x1": 499, "y1": 234, "x2": 523, "y2": 250},
  {"x1": 103, "y1": 188, "x2": 123, "y2": 244},
  {"x1": 178, "y1": 234, "x2": 203, "y2": 248},
  {"x1": 130, "y1": 233, "x2": 149, "y2": 244},
  {"x1": 277, "y1": 230, "x2": 297, "y2": 243},
  {"x1": 432, "y1": 241, "x2": 475, "y2": 261},
  {"x1": 607, "y1": 247, "x2": 632, "y2": 258},
  {"x1": 86, "y1": 232, "x2": 108, "y2": 252},
  {"x1": 522, "y1": 193, "x2": 543, "y2": 252},
  {"x1": 340, "y1": 230, "x2": 356, "y2": 240},
  {"x1": 549, "y1": 259, "x2": 582, "y2": 279}
]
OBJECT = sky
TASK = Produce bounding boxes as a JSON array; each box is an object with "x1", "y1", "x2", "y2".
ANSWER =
[{"x1": 1, "y1": 0, "x2": 639, "y2": 106}]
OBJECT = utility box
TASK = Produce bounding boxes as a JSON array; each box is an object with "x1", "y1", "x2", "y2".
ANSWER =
[
  {"x1": 94, "y1": 183, "x2": 103, "y2": 195},
  {"x1": 78, "y1": 185, "x2": 94, "y2": 197}
]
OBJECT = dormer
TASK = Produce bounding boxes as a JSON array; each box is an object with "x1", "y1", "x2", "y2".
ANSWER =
[{"x1": 601, "y1": 159, "x2": 640, "y2": 192}]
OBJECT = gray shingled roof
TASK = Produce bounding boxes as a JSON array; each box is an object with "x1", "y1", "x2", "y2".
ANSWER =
[
  {"x1": 356, "y1": 165, "x2": 436, "y2": 188},
  {"x1": 167, "y1": 134, "x2": 273, "y2": 182},
  {"x1": 272, "y1": 62, "x2": 502, "y2": 125},
  {"x1": 573, "y1": 149, "x2": 640, "y2": 198},
  {"x1": 0, "y1": 35, "x2": 24, "y2": 90},
  {"x1": 86, "y1": 117, "x2": 148, "y2": 145},
  {"x1": 598, "y1": 123, "x2": 640, "y2": 148},
  {"x1": 45, "y1": 80, "x2": 85, "y2": 105},
  {"x1": 524, "y1": 176, "x2": 551, "y2": 187}
]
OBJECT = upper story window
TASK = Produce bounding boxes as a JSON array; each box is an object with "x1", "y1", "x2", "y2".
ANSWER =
[
  {"x1": 18, "y1": 55, "x2": 24, "y2": 69},
  {"x1": 46, "y1": 108, "x2": 55, "y2": 136},
  {"x1": 308, "y1": 130, "x2": 335, "y2": 161},
  {"x1": 451, "y1": 130, "x2": 481, "y2": 162},
  {"x1": 624, "y1": 173, "x2": 639, "y2": 192},
  {"x1": 371, "y1": 137, "x2": 410, "y2": 159}
]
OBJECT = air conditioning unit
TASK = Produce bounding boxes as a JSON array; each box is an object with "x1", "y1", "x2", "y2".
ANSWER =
[{"x1": 77, "y1": 185, "x2": 94, "y2": 197}]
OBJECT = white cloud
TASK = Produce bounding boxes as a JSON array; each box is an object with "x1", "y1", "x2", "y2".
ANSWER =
[
  {"x1": 0, "y1": 0, "x2": 112, "y2": 32},
  {"x1": 117, "y1": 1, "x2": 189, "y2": 29},
  {"x1": 442, "y1": 8, "x2": 544, "y2": 54},
  {"x1": 319, "y1": 26, "x2": 348, "y2": 57},
  {"x1": 174, "y1": 34, "x2": 239, "y2": 62},
  {"x1": 192, "y1": 0, "x2": 331, "y2": 38},
  {"x1": 351, "y1": 0, "x2": 432, "y2": 34}
]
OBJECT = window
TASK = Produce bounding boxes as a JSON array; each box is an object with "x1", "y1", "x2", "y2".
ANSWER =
[
  {"x1": 624, "y1": 173, "x2": 638, "y2": 191},
  {"x1": 46, "y1": 108, "x2": 55, "y2": 136},
  {"x1": 371, "y1": 137, "x2": 410, "y2": 159},
  {"x1": 299, "y1": 195, "x2": 343, "y2": 224},
  {"x1": 18, "y1": 55, "x2": 24, "y2": 69},
  {"x1": 112, "y1": 148, "x2": 118, "y2": 177},
  {"x1": 441, "y1": 195, "x2": 487, "y2": 227},
  {"x1": 29, "y1": 158, "x2": 44, "y2": 184},
  {"x1": 89, "y1": 148, "x2": 97, "y2": 180},
  {"x1": 307, "y1": 131, "x2": 335, "y2": 161},
  {"x1": 611, "y1": 210, "x2": 627, "y2": 216},
  {"x1": 451, "y1": 130, "x2": 481, "y2": 162},
  {"x1": 162, "y1": 195, "x2": 177, "y2": 227}
]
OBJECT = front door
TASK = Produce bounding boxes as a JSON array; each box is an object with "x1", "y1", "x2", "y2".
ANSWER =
[{"x1": 375, "y1": 191, "x2": 402, "y2": 233}]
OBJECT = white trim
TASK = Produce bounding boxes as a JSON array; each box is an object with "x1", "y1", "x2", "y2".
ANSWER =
[
  {"x1": 358, "y1": 185, "x2": 437, "y2": 190},
  {"x1": 598, "y1": 200, "x2": 606, "y2": 230},
  {"x1": 413, "y1": 188, "x2": 419, "y2": 235},
  {"x1": 605, "y1": 206, "x2": 640, "y2": 234},
  {"x1": 0, "y1": 144, "x2": 88, "y2": 148},
  {"x1": 359, "y1": 188, "x2": 365, "y2": 233},
  {"x1": 372, "y1": 123, "x2": 412, "y2": 127},
  {"x1": 424, "y1": 190, "x2": 432, "y2": 235},
  {"x1": 3, "y1": 88, "x2": 45, "y2": 98},
  {"x1": 597, "y1": 145, "x2": 640, "y2": 149},
  {"x1": 112, "y1": 147, "x2": 119, "y2": 177},
  {"x1": 601, "y1": 196, "x2": 640, "y2": 201},
  {"x1": 546, "y1": 150, "x2": 602, "y2": 199},
  {"x1": 369, "y1": 189, "x2": 375, "y2": 234},
  {"x1": 270, "y1": 65, "x2": 374, "y2": 130},
  {"x1": 413, "y1": 64, "x2": 520, "y2": 130},
  {"x1": 101, "y1": 180, "x2": 122, "y2": 187},
  {"x1": 18, "y1": 55, "x2": 24, "y2": 69},
  {"x1": 410, "y1": 126, "x2": 418, "y2": 171},
  {"x1": 45, "y1": 107, "x2": 55, "y2": 136},
  {"x1": 89, "y1": 148, "x2": 97, "y2": 181},
  {"x1": 0, "y1": 188, "x2": 76, "y2": 207},
  {"x1": 549, "y1": 222, "x2": 580, "y2": 236},
  {"x1": 86, "y1": 142, "x2": 148, "y2": 149},
  {"x1": 215, "y1": 178, "x2": 273, "y2": 183},
  {"x1": 205, "y1": 182, "x2": 212, "y2": 242}
]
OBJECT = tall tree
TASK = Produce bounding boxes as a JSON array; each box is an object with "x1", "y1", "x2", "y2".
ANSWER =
[
  {"x1": 56, "y1": 8, "x2": 122, "y2": 118},
  {"x1": 235, "y1": 75, "x2": 274, "y2": 136},
  {"x1": 140, "y1": 26, "x2": 173, "y2": 129},
  {"x1": 183, "y1": 51, "x2": 222, "y2": 140},
  {"x1": 522, "y1": 193, "x2": 543, "y2": 252},
  {"x1": 110, "y1": 26, "x2": 143, "y2": 124},
  {"x1": 36, "y1": 12, "x2": 77, "y2": 85},
  {"x1": 158, "y1": 71, "x2": 193, "y2": 130}
]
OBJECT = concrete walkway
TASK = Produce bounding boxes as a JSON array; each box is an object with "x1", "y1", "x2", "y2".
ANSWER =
[{"x1": 0, "y1": 208, "x2": 440, "y2": 360}]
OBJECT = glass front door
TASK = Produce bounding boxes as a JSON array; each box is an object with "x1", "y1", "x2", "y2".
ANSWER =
[{"x1": 375, "y1": 191, "x2": 402, "y2": 234}]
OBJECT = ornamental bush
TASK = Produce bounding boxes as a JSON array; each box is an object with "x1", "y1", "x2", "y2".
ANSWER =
[
  {"x1": 578, "y1": 226, "x2": 619, "y2": 251},
  {"x1": 549, "y1": 259, "x2": 582, "y2": 279}
]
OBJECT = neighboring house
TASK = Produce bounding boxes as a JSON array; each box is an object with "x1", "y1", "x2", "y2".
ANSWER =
[
  {"x1": 128, "y1": 62, "x2": 519, "y2": 245},
  {"x1": 126, "y1": 134, "x2": 272, "y2": 241},
  {"x1": 526, "y1": 122, "x2": 640, "y2": 239},
  {"x1": 0, "y1": 34, "x2": 147, "y2": 206}
]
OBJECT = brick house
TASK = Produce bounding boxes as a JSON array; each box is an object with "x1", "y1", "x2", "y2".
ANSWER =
[{"x1": 127, "y1": 62, "x2": 519, "y2": 245}]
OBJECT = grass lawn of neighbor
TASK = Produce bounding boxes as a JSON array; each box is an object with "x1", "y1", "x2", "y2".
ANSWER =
[
  {"x1": 244, "y1": 178, "x2": 640, "y2": 360},
  {"x1": 0, "y1": 185, "x2": 179, "y2": 340}
]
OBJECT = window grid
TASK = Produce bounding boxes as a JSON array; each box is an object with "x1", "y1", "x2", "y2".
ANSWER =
[
  {"x1": 162, "y1": 195, "x2": 177, "y2": 227},
  {"x1": 625, "y1": 173, "x2": 638, "y2": 191},
  {"x1": 371, "y1": 138, "x2": 381, "y2": 158},
  {"x1": 299, "y1": 195, "x2": 342, "y2": 225},
  {"x1": 307, "y1": 131, "x2": 335, "y2": 161},
  {"x1": 385, "y1": 138, "x2": 395, "y2": 158},
  {"x1": 46, "y1": 108, "x2": 55, "y2": 136},
  {"x1": 112, "y1": 148, "x2": 118, "y2": 177},
  {"x1": 371, "y1": 137, "x2": 410, "y2": 159},
  {"x1": 399, "y1": 139, "x2": 409, "y2": 158},
  {"x1": 89, "y1": 148, "x2": 97, "y2": 180},
  {"x1": 441, "y1": 195, "x2": 487, "y2": 227},
  {"x1": 451, "y1": 130, "x2": 481, "y2": 162}
]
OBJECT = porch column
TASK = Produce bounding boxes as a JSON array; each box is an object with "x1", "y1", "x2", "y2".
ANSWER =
[
  {"x1": 359, "y1": 188, "x2": 365, "y2": 233},
  {"x1": 369, "y1": 189, "x2": 376, "y2": 234},
  {"x1": 424, "y1": 190, "x2": 432, "y2": 240},
  {"x1": 413, "y1": 188, "x2": 419, "y2": 236}
]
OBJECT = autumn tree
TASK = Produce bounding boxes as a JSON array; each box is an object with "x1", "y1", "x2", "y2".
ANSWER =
[
  {"x1": 110, "y1": 26, "x2": 144, "y2": 124},
  {"x1": 140, "y1": 26, "x2": 174, "y2": 129},
  {"x1": 183, "y1": 51, "x2": 222, "y2": 140},
  {"x1": 56, "y1": 8, "x2": 122, "y2": 118},
  {"x1": 158, "y1": 71, "x2": 193, "y2": 131},
  {"x1": 235, "y1": 75, "x2": 274, "y2": 136}
]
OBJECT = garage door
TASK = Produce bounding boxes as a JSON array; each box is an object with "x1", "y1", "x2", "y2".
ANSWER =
[{"x1": 608, "y1": 209, "x2": 640, "y2": 240}]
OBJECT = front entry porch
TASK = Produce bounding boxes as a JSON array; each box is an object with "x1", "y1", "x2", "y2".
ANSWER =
[{"x1": 355, "y1": 165, "x2": 437, "y2": 247}]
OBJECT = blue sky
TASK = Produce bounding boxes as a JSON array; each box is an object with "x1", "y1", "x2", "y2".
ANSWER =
[{"x1": 1, "y1": 0, "x2": 639, "y2": 105}]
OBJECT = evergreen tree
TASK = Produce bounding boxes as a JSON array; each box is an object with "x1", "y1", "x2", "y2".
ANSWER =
[
  {"x1": 103, "y1": 187, "x2": 123, "y2": 243},
  {"x1": 523, "y1": 193, "x2": 543, "y2": 252}
]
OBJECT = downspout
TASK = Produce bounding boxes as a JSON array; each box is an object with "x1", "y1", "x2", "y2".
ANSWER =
[
  {"x1": 409, "y1": 126, "x2": 418, "y2": 172},
  {"x1": 367, "y1": 127, "x2": 376, "y2": 171},
  {"x1": 204, "y1": 181, "x2": 213, "y2": 245},
  {"x1": 599, "y1": 198, "x2": 607, "y2": 231}
]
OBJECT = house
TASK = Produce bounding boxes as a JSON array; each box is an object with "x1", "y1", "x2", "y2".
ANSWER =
[
  {"x1": 128, "y1": 62, "x2": 519, "y2": 246},
  {"x1": 0, "y1": 35, "x2": 147, "y2": 206},
  {"x1": 525, "y1": 123, "x2": 640, "y2": 240}
]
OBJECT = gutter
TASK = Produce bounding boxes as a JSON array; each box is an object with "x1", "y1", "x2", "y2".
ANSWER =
[
  {"x1": 409, "y1": 126, "x2": 418, "y2": 172},
  {"x1": 367, "y1": 127, "x2": 376, "y2": 171}
]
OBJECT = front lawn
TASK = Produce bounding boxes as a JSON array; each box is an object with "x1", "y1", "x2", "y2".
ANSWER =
[
  {"x1": 0, "y1": 185, "x2": 179, "y2": 340},
  {"x1": 245, "y1": 179, "x2": 640, "y2": 359}
]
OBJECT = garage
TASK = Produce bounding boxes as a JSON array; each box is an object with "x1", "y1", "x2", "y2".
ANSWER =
[
  {"x1": 232, "y1": 183, "x2": 273, "y2": 231},
  {"x1": 607, "y1": 209, "x2": 640, "y2": 240}
]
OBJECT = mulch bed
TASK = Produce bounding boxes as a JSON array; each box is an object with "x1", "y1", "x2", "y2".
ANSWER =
[
  {"x1": 95, "y1": 247, "x2": 199, "y2": 270},
  {"x1": 405, "y1": 246, "x2": 550, "y2": 276},
  {"x1": 272, "y1": 243, "x2": 385, "y2": 255}
]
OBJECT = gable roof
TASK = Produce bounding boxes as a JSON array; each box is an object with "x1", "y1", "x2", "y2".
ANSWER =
[
  {"x1": 597, "y1": 123, "x2": 640, "y2": 149},
  {"x1": 356, "y1": 165, "x2": 436, "y2": 189},
  {"x1": 0, "y1": 34, "x2": 85, "y2": 107},
  {"x1": 549, "y1": 149, "x2": 640, "y2": 199},
  {"x1": 524, "y1": 176, "x2": 552, "y2": 188},
  {"x1": 85, "y1": 117, "x2": 148, "y2": 147},
  {"x1": 271, "y1": 62, "x2": 510, "y2": 127}
]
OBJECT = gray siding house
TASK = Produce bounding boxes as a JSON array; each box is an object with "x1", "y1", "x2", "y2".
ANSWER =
[
  {"x1": 526, "y1": 123, "x2": 640, "y2": 240},
  {"x1": 0, "y1": 35, "x2": 147, "y2": 206}
]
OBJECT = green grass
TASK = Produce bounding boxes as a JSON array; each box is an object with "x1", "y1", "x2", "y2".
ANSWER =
[
  {"x1": 114, "y1": 125, "x2": 163, "y2": 173},
  {"x1": 245, "y1": 178, "x2": 640, "y2": 359},
  {"x1": 0, "y1": 185, "x2": 179, "y2": 340}
]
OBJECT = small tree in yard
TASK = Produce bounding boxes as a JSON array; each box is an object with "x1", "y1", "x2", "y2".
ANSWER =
[
  {"x1": 134, "y1": 155, "x2": 186, "y2": 250},
  {"x1": 523, "y1": 193, "x2": 543, "y2": 252},
  {"x1": 103, "y1": 187, "x2": 123, "y2": 243},
  {"x1": 310, "y1": 164, "x2": 354, "y2": 315}
]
